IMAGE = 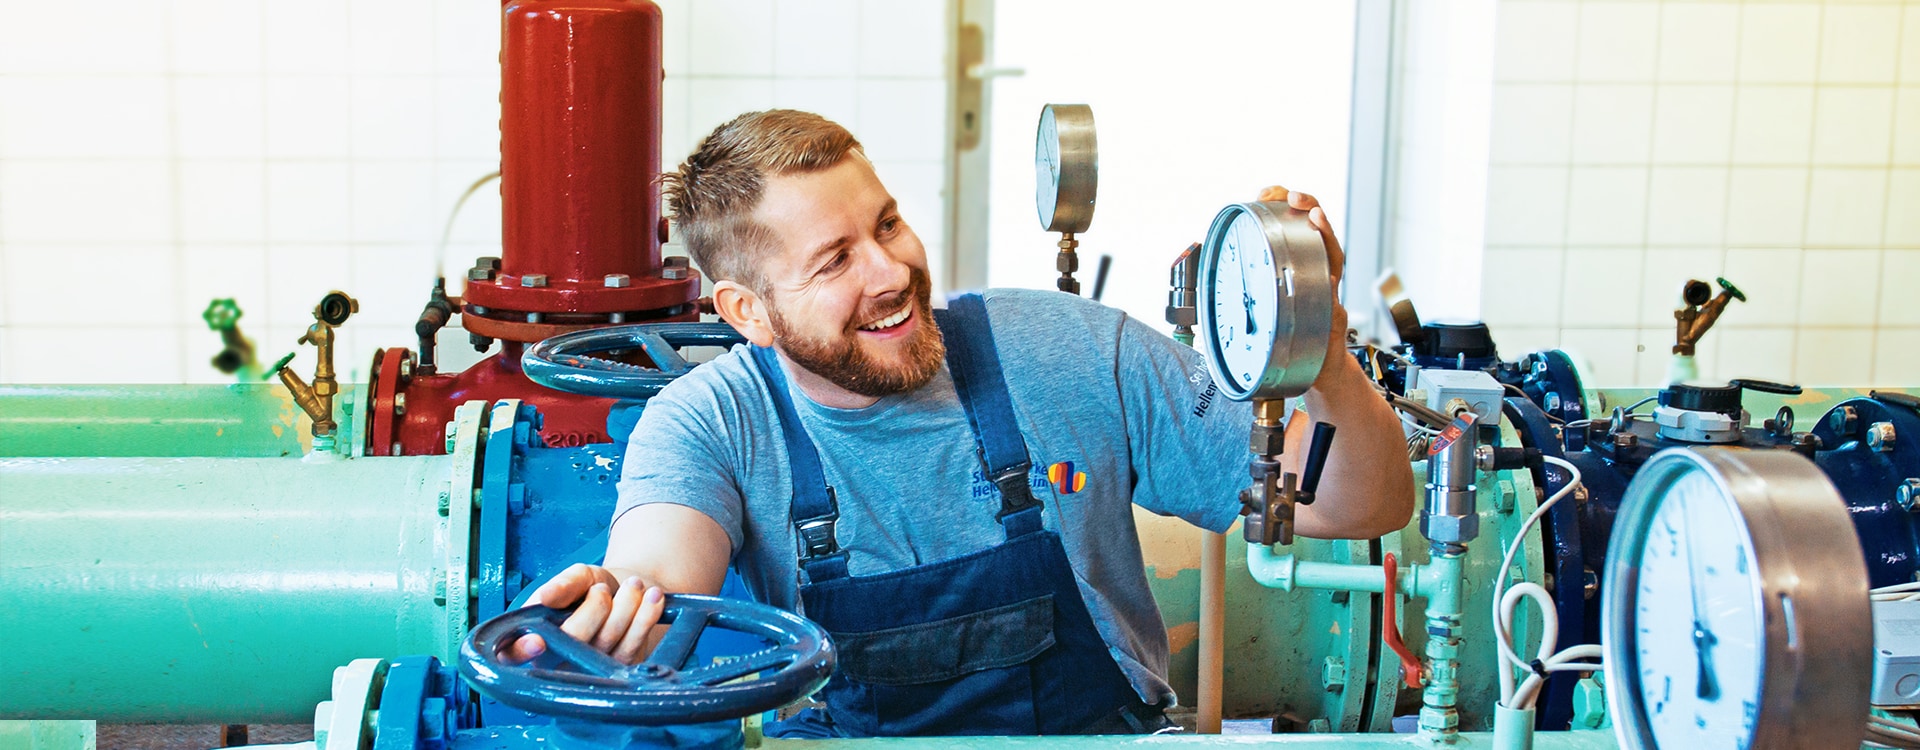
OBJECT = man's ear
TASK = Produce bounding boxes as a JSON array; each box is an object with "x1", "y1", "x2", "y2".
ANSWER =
[{"x1": 712, "y1": 280, "x2": 775, "y2": 348}]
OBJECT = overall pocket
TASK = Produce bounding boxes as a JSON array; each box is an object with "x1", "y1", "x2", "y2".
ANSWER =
[{"x1": 828, "y1": 594, "x2": 1057, "y2": 735}]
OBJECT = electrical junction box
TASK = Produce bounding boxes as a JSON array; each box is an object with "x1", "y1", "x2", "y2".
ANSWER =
[
  {"x1": 1410, "y1": 369, "x2": 1505, "y2": 428},
  {"x1": 1872, "y1": 599, "x2": 1920, "y2": 707}
]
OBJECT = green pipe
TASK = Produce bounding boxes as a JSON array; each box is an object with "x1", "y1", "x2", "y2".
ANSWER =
[
  {"x1": 1417, "y1": 550, "x2": 1467, "y2": 739},
  {"x1": 0, "y1": 385, "x2": 308, "y2": 457},
  {"x1": 1245, "y1": 545, "x2": 1447, "y2": 596},
  {"x1": 0, "y1": 722, "x2": 92, "y2": 750},
  {"x1": 1244, "y1": 545, "x2": 1467, "y2": 741},
  {"x1": 0, "y1": 454, "x2": 465, "y2": 723}
]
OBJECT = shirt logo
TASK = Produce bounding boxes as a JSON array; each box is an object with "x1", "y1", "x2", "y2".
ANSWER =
[{"x1": 1047, "y1": 461, "x2": 1088, "y2": 495}]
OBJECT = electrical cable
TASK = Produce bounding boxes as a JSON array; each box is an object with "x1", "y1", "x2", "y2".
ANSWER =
[
  {"x1": 1400, "y1": 411, "x2": 1442, "y2": 436},
  {"x1": 1868, "y1": 719, "x2": 1920, "y2": 750},
  {"x1": 436, "y1": 170, "x2": 503, "y2": 286},
  {"x1": 1493, "y1": 455, "x2": 1591, "y2": 710},
  {"x1": 1874, "y1": 717, "x2": 1920, "y2": 740}
]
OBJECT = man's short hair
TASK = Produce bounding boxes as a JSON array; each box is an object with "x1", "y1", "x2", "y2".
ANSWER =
[{"x1": 662, "y1": 110, "x2": 864, "y2": 293}]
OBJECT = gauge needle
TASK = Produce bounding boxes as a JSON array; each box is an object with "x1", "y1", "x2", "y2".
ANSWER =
[
  {"x1": 1235, "y1": 248, "x2": 1257, "y2": 336},
  {"x1": 1680, "y1": 503, "x2": 1721, "y2": 701}
]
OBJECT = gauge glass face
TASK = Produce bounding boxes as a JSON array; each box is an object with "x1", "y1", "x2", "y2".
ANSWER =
[
  {"x1": 1631, "y1": 470, "x2": 1764, "y2": 749},
  {"x1": 1209, "y1": 211, "x2": 1281, "y2": 389},
  {"x1": 1034, "y1": 108, "x2": 1061, "y2": 220}
]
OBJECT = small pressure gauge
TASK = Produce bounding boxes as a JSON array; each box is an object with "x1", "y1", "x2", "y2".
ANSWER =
[
  {"x1": 1035, "y1": 104, "x2": 1096, "y2": 234},
  {"x1": 1604, "y1": 448, "x2": 1871, "y2": 750},
  {"x1": 1195, "y1": 201, "x2": 1334, "y2": 402}
]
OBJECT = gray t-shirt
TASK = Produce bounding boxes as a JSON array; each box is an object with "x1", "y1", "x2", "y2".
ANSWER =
[{"x1": 613, "y1": 288, "x2": 1256, "y2": 706}]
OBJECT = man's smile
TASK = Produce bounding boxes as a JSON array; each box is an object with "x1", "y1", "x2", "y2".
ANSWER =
[{"x1": 856, "y1": 305, "x2": 916, "y2": 338}]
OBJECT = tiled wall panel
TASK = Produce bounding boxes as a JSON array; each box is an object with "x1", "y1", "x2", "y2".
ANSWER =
[
  {"x1": 1480, "y1": 0, "x2": 1919, "y2": 387},
  {"x1": 0, "y1": 0, "x2": 950, "y2": 384}
]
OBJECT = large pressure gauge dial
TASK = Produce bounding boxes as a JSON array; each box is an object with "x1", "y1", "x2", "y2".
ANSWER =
[
  {"x1": 1035, "y1": 104, "x2": 1097, "y2": 233},
  {"x1": 1603, "y1": 448, "x2": 1870, "y2": 750},
  {"x1": 1195, "y1": 201, "x2": 1334, "y2": 402}
]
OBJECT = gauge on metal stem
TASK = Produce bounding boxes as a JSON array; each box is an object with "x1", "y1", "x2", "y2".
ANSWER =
[
  {"x1": 1035, "y1": 103, "x2": 1096, "y2": 295},
  {"x1": 1195, "y1": 201, "x2": 1334, "y2": 404},
  {"x1": 1603, "y1": 447, "x2": 1870, "y2": 750}
]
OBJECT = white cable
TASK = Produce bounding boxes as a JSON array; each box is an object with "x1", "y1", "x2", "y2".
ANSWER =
[
  {"x1": 1513, "y1": 644, "x2": 1603, "y2": 708},
  {"x1": 1872, "y1": 716, "x2": 1920, "y2": 738},
  {"x1": 1401, "y1": 411, "x2": 1442, "y2": 435},
  {"x1": 1872, "y1": 582, "x2": 1920, "y2": 595},
  {"x1": 1493, "y1": 455, "x2": 1587, "y2": 709},
  {"x1": 1868, "y1": 725, "x2": 1920, "y2": 750},
  {"x1": 1499, "y1": 582, "x2": 1559, "y2": 704}
]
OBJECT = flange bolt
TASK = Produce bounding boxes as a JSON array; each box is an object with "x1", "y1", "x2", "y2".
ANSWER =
[
  {"x1": 1830, "y1": 405, "x2": 1859, "y2": 437},
  {"x1": 1898, "y1": 479, "x2": 1920, "y2": 513},
  {"x1": 1868, "y1": 422, "x2": 1897, "y2": 453},
  {"x1": 604, "y1": 273, "x2": 632, "y2": 288}
]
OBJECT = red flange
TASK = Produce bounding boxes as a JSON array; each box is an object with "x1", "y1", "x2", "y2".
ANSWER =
[{"x1": 367, "y1": 345, "x2": 625, "y2": 456}]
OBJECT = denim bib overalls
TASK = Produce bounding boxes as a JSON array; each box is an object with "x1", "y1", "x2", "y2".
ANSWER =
[{"x1": 752, "y1": 294, "x2": 1151, "y2": 737}]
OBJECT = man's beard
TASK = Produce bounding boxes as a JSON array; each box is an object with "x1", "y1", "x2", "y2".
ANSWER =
[{"x1": 769, "y1": 268, "x2": 947, "y2": 399}]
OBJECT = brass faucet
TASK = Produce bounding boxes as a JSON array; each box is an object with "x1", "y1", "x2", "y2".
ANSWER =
[
  {"x1": 1673, "y1": 278, "x2": 1745, "y2": 356},
  {"x1": 276, "y1": 292, "x2": 358, "y2": 441}
]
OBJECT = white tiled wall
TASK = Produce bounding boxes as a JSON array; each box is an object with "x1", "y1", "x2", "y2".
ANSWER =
[
  {"x1": 0, "y1": 0, "x2": 950, "y2": 384},
  {"x1": 1478, "y1": 0, "x2": 1919, "y2": 388}
]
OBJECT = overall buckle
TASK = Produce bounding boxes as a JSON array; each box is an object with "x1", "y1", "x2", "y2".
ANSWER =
[
  {"x1": 984, "y1": 455, "x2": 1042, "y2": 518},
  {"x1": 795, "y1": 488, "x2": 841, "y2": 560}
]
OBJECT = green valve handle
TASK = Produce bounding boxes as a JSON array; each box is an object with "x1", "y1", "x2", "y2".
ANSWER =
[
  {"x1": 1715, "y1": 277, "x2": 1746, "y2": 302},
  {"x1": 266, "y1": 352, "x2": 297, "y2": 380},
  {"x1": 202, "y1": 298, "x2": 242, "y2": 331}
]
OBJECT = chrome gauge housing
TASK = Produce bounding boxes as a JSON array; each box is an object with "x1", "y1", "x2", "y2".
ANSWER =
[
  {"x1": 1195, "y1": 201, "x2": 1333, "y2": 402},
  {"x1": 1603, "y1": 448, "x2": 1870, "y2": 750}
]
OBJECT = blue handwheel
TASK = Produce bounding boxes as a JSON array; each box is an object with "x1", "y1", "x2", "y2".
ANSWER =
[
  {"x1": 522, "y1": 323, "x2": 745, "y2": 399},
  {"x1": 459, "y1": 594, "x2": 835, "y2": 726}
]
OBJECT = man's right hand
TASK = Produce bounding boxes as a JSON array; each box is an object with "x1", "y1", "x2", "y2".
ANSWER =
[{"x1": 503, "y1": 563, "x2": 668, "y2": 665}]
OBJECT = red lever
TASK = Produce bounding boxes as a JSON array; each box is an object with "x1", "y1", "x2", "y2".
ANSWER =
[{"x1": 1382, "y1": 553, "x2": 1427, "y2": 689}]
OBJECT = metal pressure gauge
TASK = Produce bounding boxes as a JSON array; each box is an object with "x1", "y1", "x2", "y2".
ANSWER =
[
  {"x1": 1034, "y1": 104, "x2": 1096, "y2": 233},
  {"x1": 1195, "y1": 201, "x2": 1334, "y2": 402},
  {"x1": 1603, "y1": 448, "x2": 1870, "y2": 750}
]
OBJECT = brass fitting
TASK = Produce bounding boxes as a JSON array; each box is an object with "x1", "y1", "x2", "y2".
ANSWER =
[
  {"x1": 1673, "y1": 277, "x2": 1745, "y2": 356},
  {"x1": 1056, "y1": 232, "x2": 1081, "y2": 295},
  {"x1": 276, "y1": 291, "x2": 358, "y2": 440}
]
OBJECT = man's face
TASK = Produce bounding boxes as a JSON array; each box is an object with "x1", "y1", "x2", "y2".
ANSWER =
[{"x1": 753, "y1": 157, "x2": 945, "y2": 398}]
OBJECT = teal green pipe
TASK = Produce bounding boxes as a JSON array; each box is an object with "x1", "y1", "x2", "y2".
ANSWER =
[
  {"x1": 0, "y1": 454, "x2": 460, "y2": 723},
  {"x1": 1245, "y1": 545, "x2": 1440, "y2": 595},
  {"x1": 1418, "y1": 551, "x2": 1467, "y2": 739},
  {"x1": 0, "y1": 385, "x2": 307, "y2": 457},
  {"x1": 0, "y1": 721, "x2": 92, "y2": 750},
  {"x1": 1245, "y1": 545, "x2": 1469, "y2": 740}
]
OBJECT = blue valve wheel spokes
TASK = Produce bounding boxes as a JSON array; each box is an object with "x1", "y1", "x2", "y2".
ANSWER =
[
  {"x1": 459, "y1": 594, "x2": 835, "y2": 726},
  {"x1": 522, "y1": 323, "x2": 746, "y2": 399}
]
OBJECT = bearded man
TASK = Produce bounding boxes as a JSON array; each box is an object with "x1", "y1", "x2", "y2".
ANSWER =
[{"x1": 509, "y1": 109, "x2": 1415, "y2": 737}]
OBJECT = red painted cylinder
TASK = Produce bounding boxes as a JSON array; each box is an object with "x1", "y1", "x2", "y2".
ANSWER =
[{"x1": 467, "y1": 0, "x2": 698, "y2": 339}]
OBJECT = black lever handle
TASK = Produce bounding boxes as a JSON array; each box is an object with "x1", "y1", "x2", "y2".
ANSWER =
[
  {"x1": 1297, "y1": 422, "x2": 1337, "y2": 504},
  {"x1": 1730, "y1": 378, "x2": 1802, "y2": 396}
]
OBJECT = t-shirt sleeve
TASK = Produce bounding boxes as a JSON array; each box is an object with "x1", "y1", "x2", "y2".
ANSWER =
[
  {"x1": 612, "y1": 393, "x2": 748, "y2": 556},
  {"x1": 1115, "y1": 315, "x2": 1255, "y2": 533}
]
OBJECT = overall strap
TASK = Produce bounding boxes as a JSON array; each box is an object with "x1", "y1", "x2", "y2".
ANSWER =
[
  {"x1": 940, "y1": 294, "x2": 1045, "y2": 537},
  {"x1": 749, "y1": 345, "x2": 849, "y2": 581}
]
